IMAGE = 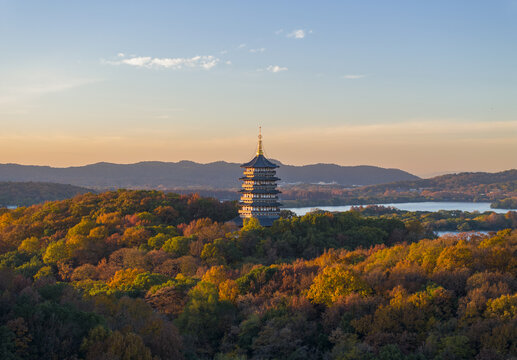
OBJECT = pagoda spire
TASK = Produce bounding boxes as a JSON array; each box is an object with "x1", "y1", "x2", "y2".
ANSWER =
[{"x1": 256, "y1": 126, "x2": 264, "y2": 155}]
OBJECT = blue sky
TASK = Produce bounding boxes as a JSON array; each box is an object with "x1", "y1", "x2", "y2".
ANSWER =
[{"x1": 1, "y1": 0, "x2": 516, "y2": 176}]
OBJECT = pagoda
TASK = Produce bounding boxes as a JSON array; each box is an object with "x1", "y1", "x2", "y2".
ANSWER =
[{"x1": 238, "y1": 128, "x2": 281, "y2": 226}]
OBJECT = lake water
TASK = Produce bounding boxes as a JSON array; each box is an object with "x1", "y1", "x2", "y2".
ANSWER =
[
  {"x1": 435, "y1": 230, "x2": 490, "y2": 237},
  {"x1": 287, "y1": 202, "x2": 517, "y2": 216}
]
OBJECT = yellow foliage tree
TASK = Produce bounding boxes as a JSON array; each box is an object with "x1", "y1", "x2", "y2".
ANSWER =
[
  {"x1": 218, "y1": 279, "x2": 239, "y2": 303},
  {"x1": 108, "y1": 268, "x2": 145, "y2": 289},
  {"x1": 201, "y1": 265, "x2": 230, "y2": 286},
  {"x1": 307, "y1": 264, "x2": 371, "y2": 306},
  {"x1": 17, "y1": 237, "x2": 40, "y2": 253},
  {"x1": 485, "y1": 294, "x2": 517, "y2": 320}
]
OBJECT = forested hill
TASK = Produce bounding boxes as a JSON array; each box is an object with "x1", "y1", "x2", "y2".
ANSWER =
[
  {"x1": 0, "y1": 182, "x2": 91, "y2": 207},
  {"x1": 367, "y1": 169, "x2": 517, "y2": 192},
  {"x1": 0, "y1": 190, "x2": 516, "y2": 359},
  {"x1": 0, "y1": 161, "x2": 419, "y2": 189},
  {"x1": 280, "y1": 169, "x2": 517, "y2": 206},
  {"x1": 356, "y1": 169, "x2": 517, "y2": 202}
]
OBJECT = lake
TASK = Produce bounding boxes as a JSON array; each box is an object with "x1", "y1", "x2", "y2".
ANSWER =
[
  {"x1": 287, "y1": 201, "x2": 517, "y2": 216},
  {"x1": 435, "y1": 230, "x2": 490, "y2": 237}
]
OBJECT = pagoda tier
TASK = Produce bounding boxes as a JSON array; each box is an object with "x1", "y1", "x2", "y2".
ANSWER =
[{"x1": 237, "y1": 128, "x2": 282, "y2": 227}]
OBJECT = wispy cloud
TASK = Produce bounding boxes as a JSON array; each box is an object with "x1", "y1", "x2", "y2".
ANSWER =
[
  {"x1": 275, "y1": 29, "x2": 284, "y2": 35},
  {"x1": 249, "y1": 47, "x2": 266, "y2": 53},
  {"x1": 342, "y1": 74, "x2": 368, "y2": 79},
  {"x1": 287, "y1": 29, "x2": 312, "y2": 39},
  {"x1": 4, "y1": 78, "x2": 101, "y2": 97},
  {"x1": 0, "y1": 77, "x2": 102, "y2": 108},
  {"x1": 24, "y1": 79, "x2": 102, "y2": 94},
  {"x1": 278, "y1": 120, "x2": 517, "y2": 140},
  {"x1": 107, "y1": 54, "x2": 220, "y2": 70},
  {"x1": 238, "y1": 43, "x2": 246, "y2": 49},
  {"x1": 266, "y1": 65, "x2": 288, "y2": 73}
]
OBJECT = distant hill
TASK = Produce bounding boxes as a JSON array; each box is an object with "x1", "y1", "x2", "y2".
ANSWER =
[
  {"x1": 280, "y1": 169, "x2": 517, "y2": 206},
  {"x1": 0, "y1": 182, "x2": 92, "y2": 207},
  {"x1": 0, "y1": 161, "x2": 419, "y2": 189},
  {"x1": 364, "y1": 169, "x2": 517, "y2": 193}
]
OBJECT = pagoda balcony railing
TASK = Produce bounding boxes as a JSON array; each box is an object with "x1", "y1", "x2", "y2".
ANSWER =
[
  {"x1": 240, "y1": 195, "x2": 278, "y2": 199},
  {"x1": 239, "y1": 211, "x2": 280, "y2": 217},
  {"x1": 242, "y1": 183, "x2": 277, "y2": 187},
  {"x1": 243, "y1": 180, "x2": 278, "y2": 185},
  {"x1": 240, "y1": 207, "x2": 280, "y2": 211},
  {"x1": 241, "y1": 172, "x2": 277, "y2": 176},
  {"x1": 243, "y1": 168, "x2": 275, "y2": 174}
]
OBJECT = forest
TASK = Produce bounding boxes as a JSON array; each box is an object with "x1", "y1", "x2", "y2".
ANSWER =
[
  {"x1": 348, "y1": 205, "x2": 517, "y2": 233},
  {"x1": 0, "y1": 190, "x2": 516, "y2": 359},
  {"x1": 491, "y1": 198, "x2": 517, "y2": 210}
]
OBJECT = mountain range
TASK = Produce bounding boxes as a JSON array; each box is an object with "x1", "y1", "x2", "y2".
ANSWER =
[{"x1": 0, "y1": 161, "x2": 419, "y2": 189}]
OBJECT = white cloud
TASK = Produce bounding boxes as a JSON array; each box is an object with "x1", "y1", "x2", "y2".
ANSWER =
[
  {"x1": 342, "y1": 74, "x2": 368, "y2": 79},
  {"x1": 266, "y1": 65, "x2": 288, "y2": 73},
  {"x1": 249, "y1": 47, "x2": 266, "y2": 53},
  {"x1": 109, "y1": 54, "x2": 220, "y2": 70},
  {"x1": 287, "y1": 29, "x2": 311, "y2": 39},
  {"x1": 238, "y1": 43, "x2": 246, "y2": 48},
  {"x1": 275, "y1": 29, "x2": 284, "y2": 35},
  {"x1": 122, "y1": 56, "x2": 152, "y2": 67},
  {"x1": 225, "y1": 60, "x2": 232, "y2": 65},
  {"x1": 117, "y1": 52, "x2": 125, "y2": 57}
]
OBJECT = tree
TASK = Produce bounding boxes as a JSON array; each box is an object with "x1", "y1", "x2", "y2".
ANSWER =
[
  {"x1": 162, "y1": 236, "x2": 192, "y2": 257},
  {"x1": 177, "y1": 281, "x2": 237, "y2": 356},
  {"x1": 307, "y1": 265, "x2": 371, "y2": 306},
  {"x1": 81, "y1": 326, "x2": 153, "y2": 360},
  {"x1": 42, "y1": 239, "x2": 70, "y2": 265},
  {"x1": 17, "y1": 236, "x2": 40, "y2": 254},
  {"x1": 120, "y1": 227, "x2": 150, "y2": 247}
]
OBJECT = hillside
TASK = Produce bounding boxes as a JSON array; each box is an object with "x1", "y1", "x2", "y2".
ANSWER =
[
  {"x1": 0, "y1": 190, "x2": 515, "y2": 359},
  {"x1": 0, "y1": 181, "x2": 92, "y2": 207},
  {"x1": 365, "y1": 169, "x2": 517, "y2": 193},
  {"x1": 0, "y1": 161, "x2": 419, "y2": 189},
  {"x1": 280, "y1": 169, "x2": 517, "y2": 206}
]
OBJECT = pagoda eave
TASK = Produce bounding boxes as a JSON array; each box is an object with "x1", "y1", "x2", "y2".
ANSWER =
[
  {"x1": 239, "y1": 189, "x2": 281, "y2": 194},
  {"x1": 239, "y1": 201, "x2": 283, "y2": 207},
  {"x1": 240, "y1": 176, "x2": 281, "y2": 181}
]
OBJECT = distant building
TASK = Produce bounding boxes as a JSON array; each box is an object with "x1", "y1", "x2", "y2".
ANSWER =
[{"x1": 237, "y1": 128, "x2": 281, "y2": 227}]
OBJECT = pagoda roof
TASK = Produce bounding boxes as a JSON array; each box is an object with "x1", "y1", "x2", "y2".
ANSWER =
[
  {"x1": 240, "y1": 201, "x2": 283, "y2": 207},
  {"x1": 240, "y1": 154, "x2": 279, "y2": 168},
  {"x1": 240, "y1": 176, "x2": 280, "y2": 181},
  {"x1": 239, "y1": 189, "x2": 281, "y2": 194}
]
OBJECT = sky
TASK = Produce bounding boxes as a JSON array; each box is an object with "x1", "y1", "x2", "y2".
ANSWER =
[{"x1": 1, "y1": 0, "x2": 516, "y2": 177}]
